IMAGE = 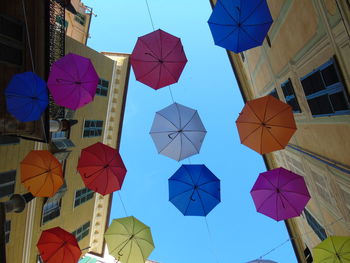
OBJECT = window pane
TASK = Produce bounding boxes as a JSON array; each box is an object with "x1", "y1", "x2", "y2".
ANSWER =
[
  {"x1": 321, "y1": 64, "x2": 339, "y2": 86},
  {"x1": 0, "y1": 16, "x2": 23, "y2": 42},
  {"x1": 302, "y1": 72, "x2": 325, "y2": 96},
  {"x1": 304, "y1": 209, "x2": 327, "y2": 241},
  {"x1": 329, "y1": 92, "x2": 349, "y2": 111},
  {"x1": 101, "y1": 89, "x2": 108, "y2": 96},
  {"x1": 102, "y1": 80, "x2": 109, "y2": 87},
  {"x1": 0, "y1": 42, "x2": 23, "y2": 65},
  {"x1": 307, "y1": 95, "x2": 333, "y2": 115},
  {"x1": 0, "y1": 136, "x2": 20, "y2": 145},
  {"x1": 288, "y1": 98, "x2": 301, "y2": 112},
  {"x1": 96, "y1": 121, "x2": 103, "y2": 127},
  {"x1": 84, "y1": 121, "x2": 91, "y2": 128},
  {"x1": 269, "y1": 89, "x2": 278, "y2": 99}
]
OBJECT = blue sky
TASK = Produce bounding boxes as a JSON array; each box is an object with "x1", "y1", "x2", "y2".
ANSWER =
[{"x1": 83, "y1": 0, "x2": 297, "y2": 262}]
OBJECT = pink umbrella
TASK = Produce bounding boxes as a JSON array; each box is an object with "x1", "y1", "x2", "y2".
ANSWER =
[
  {"x1": 250, "y1": 167, "x2": 311, "y2": 221},
  {"x1": 48, "y1": 53, "x2": 99, "y2": 110},
  {"x1": 130, "y1": 29, "x2": 187, "y2": 90}
]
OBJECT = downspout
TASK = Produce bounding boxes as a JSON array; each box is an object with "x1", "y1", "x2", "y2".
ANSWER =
[{"x1": 85, "y1": 8, "x2": 93, "y2": 46}]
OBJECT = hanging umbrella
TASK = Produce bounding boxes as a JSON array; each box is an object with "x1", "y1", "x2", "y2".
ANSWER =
[
  {"x1": 37, "y1": 227, "x2": 81, "y2": 263},
  {"x1": 236, "y1": 95, "x2": 297, "y2": 154},
  {"x1": 150, "y1": 103, "x2": 206, "y2": 161},
  {"x1": 130, "y1": 29, "x2": 187, "y2": 90},
  {"x1": 169, "y1": 164, "x2": 220, "y2": 216},
  {"x1": 313, "y1": 236, "x2": 350, "y2": 263},
  {"x1": 77, "y1": 142, "x2": 127, "y2": 195},
  {"x1": 104, "y1": 216, "x2": 155, "y2": 263},
  {"x1": 21, "y1": 150, "x2": 63, "y2": 197},
  {"x1": 5, "y1": 72, "x2": 48, "y2": 122},
  {"x1": 250, "y1": 167, "x2": 310, "y2": 221},
  {"x1": 48, "y1": 53, "x2": 99, "y2": 110},
  {"x1": 208, "y1": 0, "x2": 273, "y2": 53}
]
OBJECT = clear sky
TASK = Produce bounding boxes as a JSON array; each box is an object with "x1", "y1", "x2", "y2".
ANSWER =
[{"x1": 83, "y1": 0, "x2": 297, "y2": 262}]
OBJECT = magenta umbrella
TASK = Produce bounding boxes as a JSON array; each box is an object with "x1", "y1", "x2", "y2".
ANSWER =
[
  {"x1": 48, "y1": 53, "x2": 99, "y2": 110},
  {"x1": 250, "y1": 167, "x2": 311, "y2": 221},
  {"x1": 130, "y1": 29, "x2": 187, "y2": 90}
]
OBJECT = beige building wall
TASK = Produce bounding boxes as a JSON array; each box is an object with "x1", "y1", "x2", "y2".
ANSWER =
[{"x1": 210, "y1": 0, "x2": 350, "y2": 262}]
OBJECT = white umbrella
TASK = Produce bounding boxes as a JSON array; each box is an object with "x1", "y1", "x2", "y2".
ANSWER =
[{"x1": 150, "y1": 102, "x2": 206, "y2": 161}]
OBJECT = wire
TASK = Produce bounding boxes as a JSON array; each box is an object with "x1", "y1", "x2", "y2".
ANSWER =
[
  {"x1": 169, "y1": 86, "x2": 175, "y2": 103},
  {"x1": 204, "y1": 217, "x2": 220, "y2": 263},
  {"x1": 118, "y1": 191, "x2": 128, "y2": 217},
  {"x1": 145, "y1": 0, "x2": 155, "y2": 31}
]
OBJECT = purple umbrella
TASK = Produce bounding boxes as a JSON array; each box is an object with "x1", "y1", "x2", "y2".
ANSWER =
[
  {"x1": 48, "y1": 53, "x2": 99, "y2": 110},
  {"x1": 250, "y1": 167, "x2": 311, "y2": 221}
]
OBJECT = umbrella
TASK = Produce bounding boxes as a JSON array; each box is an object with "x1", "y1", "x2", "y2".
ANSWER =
[
  {"x1": 77, "y1": 142, "x2": 127, "y2": 195},
  {"x1": 48, "y1": 53, "x2": 99, "y2": 110},
  {"x1": 104, "y1": 216, "x2": 155, "y2": 263},
  {"x1": 21, "y1": 150, "x2": 63, "y2": 197},
  {"x1": 169, "y1": 164, "x2": 220, "y2": 216},
  {"x1": 313, "y1": 236, "x2": 350, "y2": 263},
  {"x1": 250, "y1": 167, "x2": 311, "y2": 221},
  {"x1": 150, "y1": 102, "x2": 206, "y2": 161},
  {"x1": 130, "y1": 29, "x2": 187, "y2": 90},
  {"x1": 37, "y1": 227, "x2": 81, "y2": 263},
  {"x1": 5, "y1": 71, "x2": 48, "y2": 122},
  {"x1": 236, "y1": 95, "x2": 297, "y2": 154},
  {"x1": 208, "y1": 0, "x2": 273, "y2": 53}
]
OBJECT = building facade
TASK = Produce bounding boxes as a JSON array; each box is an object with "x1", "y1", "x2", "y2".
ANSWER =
[
  {"x1": 1, "y1": 1, "x2": 130, "y2": 262},
  {"x1": 209, "y1": 0, "x2": 350, "y2": 262}
]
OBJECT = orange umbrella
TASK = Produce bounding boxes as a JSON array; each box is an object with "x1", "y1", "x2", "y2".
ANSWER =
[
  {"x1": 21, "y1": 150, "x2": 63, "y2": 197},
  {"x1": 236, "y1": 95, "x2": 297, "y2": 154}
]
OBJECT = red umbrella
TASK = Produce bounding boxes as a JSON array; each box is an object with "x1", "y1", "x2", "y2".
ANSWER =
[
  {"x1": 130, "y1": 29, "x2": 187, "y2": 90},
  {"x1": 37, "y1": 227, "x2": 81, "y2": 263},
  {"x1": 77, "y1": 142, "x2": 127, "y2": 195}
]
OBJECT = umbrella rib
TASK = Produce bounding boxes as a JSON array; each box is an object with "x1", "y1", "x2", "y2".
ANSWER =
[
  {"x1": 278, "y1": 175, "x2": 302, "y2": 189},
  {"x1": 240, "y1": 0, "x2": 265, "y2": 24},
  {"x1": 239, "y1": 125, "x2": 261, "y2": 143},
  {"x1": 217, "y1": 0, "x2": 239, "y2": 24},
  {"x1": 244, "y1": 21, "x2": 274, "y2": 27},
  {"x1": 158, "y1": 133, "x2": 180, "y2": 154},
  {"x1": 103, "y1": 168, "x2": 110, "y2": 195},
  {"x1": 265, "y1": 126, "x2": 285, "y2": 149},
  {"x1": 175, "y1": 103, "x2": 182, "y2": 129},
  {"x1": 216, "y1": 27, "x2": 240, "y2": 46},
  {"x1": 265, "y1": 105, "x2": 291, "y2": 124},
  {"x1": 198, "y1": 188, "x2": 219, "y2": 200},
  {"x1": 246, "y1": 101, "x2": 264, "y2": 122},
  {"x1": 162, "y1": 63, "x2": 179, "y2": 83},
  {"x1": 178, "y1": 133, "x2": 183, "y2": 160},
  {"x1": 155, "y1": 63, "x2": 163, "y2": 89},
  {"x1": 137, "y1": 64, "x2": 161, "y2": 82},
  {"x1": 133, "y1": 238, "x2": 147, "y2": 261},
  {"x1": 196, "y1": 187, "x2": 208, "y2": 216},
  {"x1": 281, "y1": 189, "x2": 311, "y2": 198},
  {"x1": 81, "y1": 149, "x2": 105, "y2": 165},
  {"x1": 279, "y1": 192, "x2": 301, "y2": 216},
  {"x1": 21, "y1": 170, "x2": 50, "y2": 183},
  {"x1": 65, "y1": 243, "x2": 77, "y2": 262},
  {"x1": 256, "y1": 191, "x2": 275, "y2": 211},
  {"x1": 162, "y1": 39, "x2": 181, "y2": 61},
  {"x1": 182, "y1": 132, "x2": 200, "y2": 153},
  {"x1": 183, "y1": 165, "x2": 196, "y2": 185},
  {"x1": 139, "y1": 38, "x2": 160, "y2": 60},
  {"x1": 52, "y1": 63, "x2": 77, "y2": 80},
  {"x1": 198, "y1": 180, "x2": 219, "y2": 187},
  {"x1": 208, "y1": 21, "x2": 236, "y2": 27},
  {"x1": 169, "y1": 178, "x2": 193, "y2": 186},
  {"x1": 169, "y1": 188, "x2": 194, "y2": 201},
  {"x1": 155, "y1": 112, "x2": 179, "y2": 129},
  {"x1": 182, "y1": 111, "x2": 198, "y2": 130},
  {"x1": 134, "y1": 234, "x2": 153, "y2": 247}
]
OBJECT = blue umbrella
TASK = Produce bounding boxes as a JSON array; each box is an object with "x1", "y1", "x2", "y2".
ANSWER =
[
  {"x1": 5, "y1": 72, "x2": 48, "y2": 122},
  {"x1": 208, "y1": 0, "x2": 273, "y2": 53},
  {"x1": 169, "y1": 164, "x2": 220, "y2": 216}
]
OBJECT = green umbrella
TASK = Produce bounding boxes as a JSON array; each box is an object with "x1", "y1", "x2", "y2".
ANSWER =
[
  {"x1": 313, "y1": 236, "x2": 350, "y2": 262},
  {"x1": 104, "y1": 216, "x2": 155, "y2": 263}
]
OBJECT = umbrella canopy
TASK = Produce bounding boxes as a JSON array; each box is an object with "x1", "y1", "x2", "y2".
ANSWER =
[
  {"x1": 169, "y1": 164, "x2": 220, "y2": 216},
  {"x1": 77, "y1": 142, "x2": 127, "y2": 195},
  {"x1": 313, "y1": 236, "x2": 350, "y2": 263},
  {"x1": 48, "y1": 53, "x2": 99, "y2": 110},
  {"x1": 37, "y1": 227, "x2": 81, "y2": 263},
  {"x1": 21, "y1": 150, "x2": 63, "y2": 197},
  {"x1": 5, "y1": 71, "x2": 48, "y2": 122},
  {"x1": 236, "y1": 95, "x2": 297, "y2": 154},
  {"x1": 150, "y1": 102, "x2": 206, "y2": 161},
  {"x1": 130, "y1": 29, "x2": 187, "y2": 90},
  {"x1": 208, "y1": 0, "x2": 273, "y2": 53},
  {"x1": 104, "y1": 216, "x2": 155, "y2": 263},
  {"x1": 250, "y1": 167, "x2": 310, "y2": 221}
]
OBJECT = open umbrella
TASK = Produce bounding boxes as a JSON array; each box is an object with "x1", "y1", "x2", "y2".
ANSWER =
[
  {"x1": 130, "y1": 29, "x2": 187, "y2": 90},
  {"x1": 169, "y1": 164, "x2": 220, "y2": 216},
  {"x1": 313, "y1": 236, "x2": 350, "y2": 263},
  {"x1": 236, "y1": 95, "x2": 297, "y2": 154},
  {"x1": 208, "y1": 0, "x2": 273, "y2": 53},
  {"x1": 250, "y1": 167, "x2": 310, "y2": 221},
  {"x1": 104, "y1": 216, "x2": 155, "y2": 263},
  {"x1": 48, "y1": 53, "x2": 99, "y2": 110},
  {"x1": 37, "y1": 227, "x2": 81, "y2": 263},
  {"x1": 5, "y1": 72, "x2": 48, "y2": 122},
  {"x1": 21, "y1": 150, "x2": 63, "y2": 197},
  {"x1": 77, "y1": 142, "x2": 127, "y2": 195},
  {"x1": 150, "y1": 103, "x2": 206, "y2": 161}
]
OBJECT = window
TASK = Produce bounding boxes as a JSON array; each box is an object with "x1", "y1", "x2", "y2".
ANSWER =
[
  {"x1": 74, "y1": 13, "x2": 86, "y2": 26},
  {"x1": 96, "y1": 78, "x2": 109, "y2": 96},
  {"x1": 240, "y1": 52, "x2": 245, "y2": 62},
  {"x1": 55, "y1": 16, "x2": 68, "y2": 29},
  {"x1": 72, "y1": 221, "x2": 90, "y2": 242},
  {"x1": 301, "y1": 59, "x2": 350, "y2": 117},
  {"x1": 304, "y1": 209, "x2": 327, "y2": 241},
  {"x1": 37, "y1": 255, "x2": 44, "y2": 263},
  {"x1": 266, "y1": 34, "x2": 271, "y2": 48},
  {"x1": 0, "y1": 170, "x2": 16, "y2": 198},
  {"x1": 269, "y1": 89, "x2": 279, "y2": 99},
  {"x1": 0, "y1": 15, "x2": 24, "y2": 66},
  {"x1": 0, "y1": 136, "x2": 20, "y2": 145},
  {"x1": 310, "y1": 169, "x2": 334, "y2": 205},
  {"x1": 42, "y1": 200, "x2": 61, "y2": 224},
  {"x1": 83, "y1": 120, "x2": 103, "y2": 138},
  {"x1": 5, "y1": 220, "x2": 10, "y2": 243},
  {"x1": 52, "y1": 139, "x2": 75, "y2": 150},
  {"x1": 74, "y1": 188, "x2": 94, "y2": 207},
  {"x1": 304, "y1": 246, "x2": 313, "y2": 263},
  {"x1": 281, "y1": 79, "x2": 301, "y2": 113}
]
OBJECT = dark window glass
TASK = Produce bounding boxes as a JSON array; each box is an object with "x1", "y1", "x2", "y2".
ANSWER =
[
  {"x1": 72, "y1": 221, "x2": 90, "y2": 241},
  {"x1": 0, "y1": 16, "x2": 23, "y2": 42},
  {"x1": 281, "y1": 79, "x2": 301, "y2": 113},
  {"x1": 74, "y1": 187, "x2": 94, "y2": 208},
  {"x1": 308, "y1": 95, "x2": 333, "y2": 115},
  {"x1": 329, "y1": 92, "x2": 349, "y2": 111},
  {"x1": 0, "y1": 42, "x2": 22, "y2": 65},
  {"x1": 301, "y1": 72, "x2": 325, "y2": 96},
  {"x1": 321, "y1": 64, "x2": 338, "y2": 87},
  {"x1": 74, "y1": 13, "x2": 86, "y2": 26},
  {"x1": 304, "y1": 246, "x2": 313, "y2": 263},
  {"x1": 0, "y1": 170, "x2": 16, "y2": 198},
  {"x1": 0, "y1": 136, "x2": 20, "y2": 145},
  {"x1": 42, "y1": 200, "x2": 61, "y2": 224},
  {"x1": 304, "y1": 209, "x2": 327, "y2": 241},
  {"x1": 269, "y1": 89, "x2": 279, "y2": 99}
]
